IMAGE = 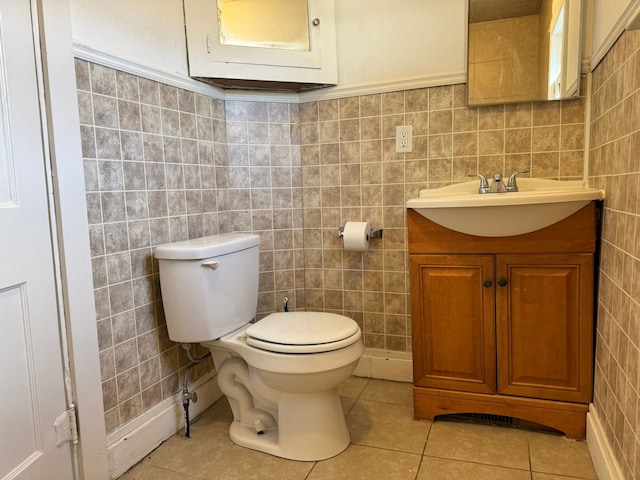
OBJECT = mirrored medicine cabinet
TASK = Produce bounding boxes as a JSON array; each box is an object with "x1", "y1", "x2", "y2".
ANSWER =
[
  {"x1": 183, "y1": 0, "x2": 337, "y2": 90},
  {"x1": 467, "y1": 0, "x2": 583, "y2": 106}
]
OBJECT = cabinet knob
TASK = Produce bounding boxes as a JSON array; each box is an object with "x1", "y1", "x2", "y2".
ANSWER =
[
  {"x1": 483, "y1": 280, "x2": 492, "y2": 288},
  {"x1": 497, "y1": 278, "x2": 508, "y2": 287},
  {"x1": 312, "y1": 18, "x2": 320, "y2": 26}
]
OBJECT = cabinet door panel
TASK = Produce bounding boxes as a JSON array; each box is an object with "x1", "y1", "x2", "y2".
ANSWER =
[
  {"x1": 410, "y1": 255, "x2": 496, "y2": 394},
  {"x1": 496, "y1": 254, "x2": 593, "y2": 403},
  {"x1": 184, "y1": 0, "x2": 338, "y2": 85}
]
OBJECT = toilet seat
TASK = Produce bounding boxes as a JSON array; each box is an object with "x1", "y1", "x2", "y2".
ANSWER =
[{"x1": 245, "y1": 312, "x2": 361, "y2": 354}]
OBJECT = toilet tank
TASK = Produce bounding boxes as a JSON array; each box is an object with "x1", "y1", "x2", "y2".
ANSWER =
[{"x1": 154, "y1": 233, "x2": 260, "y2": 343}]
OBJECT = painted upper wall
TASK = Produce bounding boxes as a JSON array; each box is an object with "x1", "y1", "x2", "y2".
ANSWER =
[
  {"x1": 73, "y1": 0, "x2": 620, "y2": 96},
  {"x1": 593, "y1": 0, "x2": 631, "y2": 54},
  {"x1": 333, "y1": 0, "x2": 466, "y2": 94},
  {"x1": 70, "y1": 0, "x2": 188, "y2": 75},
  {"x1": 70, "y1": 0, "x2": 467, "y2": 96},
  {"x1": 591, "y1": 0, "x2": 640, "y2": 69}
]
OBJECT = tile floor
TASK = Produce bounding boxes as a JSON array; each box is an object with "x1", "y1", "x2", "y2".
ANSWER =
[{"x1": 120, "y1": 377, "x2": 597, "y2": 480}]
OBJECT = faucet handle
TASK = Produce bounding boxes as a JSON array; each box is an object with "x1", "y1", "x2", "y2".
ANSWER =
[
  {"x1": 469, "y1": 174, "x2": 490, "y2": 194},
  {"x1": 506, "y1": 170, "x2": 530, "y2": 192}
]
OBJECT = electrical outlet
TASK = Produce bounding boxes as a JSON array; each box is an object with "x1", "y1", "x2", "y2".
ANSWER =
[{"x1": 396, "y1": 125, "x2": 412, "y2": 153}]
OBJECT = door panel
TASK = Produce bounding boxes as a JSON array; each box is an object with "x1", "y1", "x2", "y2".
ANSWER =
[
  {"x1": 496, "y1": 254, "x2": 594, "y2": 403},
  {"x1": 410, "y1": 255, "x2": 496, "y2": 394},
  {"x1": 1, "y1": 285, "x2": 44, "y2": 474},
  {"x1": 0, "y1": 1, "x2": 75, "y2": 478}
]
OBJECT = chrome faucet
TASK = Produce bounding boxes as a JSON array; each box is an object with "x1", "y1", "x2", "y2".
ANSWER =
[
  {"x1": 489, "y1": 172, "x2": 506, "y2": 193},
  {"x1": 474, "y1": 170, "x2": 530, "y2": 194}
]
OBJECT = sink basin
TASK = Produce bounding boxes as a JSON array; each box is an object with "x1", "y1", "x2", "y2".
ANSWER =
[{"x1": 406, "y1": 178, "x2": 605, "y2": 237}]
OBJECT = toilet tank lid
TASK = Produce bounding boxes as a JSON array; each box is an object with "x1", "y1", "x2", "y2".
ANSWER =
[{"x1": 154, "y1": 233, "x2": 260, "y2": 260}]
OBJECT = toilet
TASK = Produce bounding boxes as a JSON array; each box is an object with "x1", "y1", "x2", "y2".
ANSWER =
[{"x1": 154, "y1": 233, "x2": 363, "y2": 461}]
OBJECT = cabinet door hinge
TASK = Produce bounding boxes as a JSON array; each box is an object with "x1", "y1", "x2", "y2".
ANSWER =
[
  {"x1": 206, "y1": 34, "x2": 212, "y2": 54},
  {"x1": 54, "y1": 403, "x2": 78, "y2": 447}
]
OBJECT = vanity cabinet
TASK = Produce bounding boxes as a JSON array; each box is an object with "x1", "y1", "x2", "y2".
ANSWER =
[
  {"x1": 408, "y1": 202, "x2": 599, "y2": 438},
  {"x1": 183, "y1": 0, "x2": 338, "y2": 90}
]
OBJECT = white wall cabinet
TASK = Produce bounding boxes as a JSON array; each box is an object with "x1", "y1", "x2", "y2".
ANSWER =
[{"x1": 184, "y1": 0, "x2": 338, "y2": 90}]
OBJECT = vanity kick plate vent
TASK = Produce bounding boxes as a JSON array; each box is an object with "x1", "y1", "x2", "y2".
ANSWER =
[
  {"x1": 442, "y1": 413, "x2": 561, "y2": 434},
  {"x1": 447, "y1": 413, "x2": 515, "y2": 427},
  {"x1": 460, "y1": 413, "x2": 514, "y2": 425}
]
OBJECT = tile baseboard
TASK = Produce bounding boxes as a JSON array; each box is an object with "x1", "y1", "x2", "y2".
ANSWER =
[{"x1": 353, "y1": 348, "x2": 413, "y2": 383}]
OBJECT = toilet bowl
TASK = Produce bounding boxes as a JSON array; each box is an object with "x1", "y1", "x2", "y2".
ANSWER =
[
  {"x1": 205, "y1": 312, "x2": 362, "y2": 460},
  {"x1": 154, "y1": 233, "x2": 364, "y2": 461}
]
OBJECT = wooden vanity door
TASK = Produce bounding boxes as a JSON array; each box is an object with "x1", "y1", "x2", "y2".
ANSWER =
[
  {"x1": 495, "y1": 254, "x2": 594, "y2": 403},
  {"x1": 410, "y1": 255, "x2": 496, "y2": 394}
]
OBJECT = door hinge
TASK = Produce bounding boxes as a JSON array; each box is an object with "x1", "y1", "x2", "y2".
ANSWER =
[{"x1": 54, "y1": 403, "x2": 78, "y2": 447}]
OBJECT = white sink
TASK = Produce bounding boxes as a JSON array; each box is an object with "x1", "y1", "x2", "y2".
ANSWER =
[{"x1": 406, "y1": 178, "x2": 605, "y2": 237}]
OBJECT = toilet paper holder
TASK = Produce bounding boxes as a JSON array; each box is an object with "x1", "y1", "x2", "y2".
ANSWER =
[{"x1": 338, "y1": 226, "x2": 383, "y2": 239}]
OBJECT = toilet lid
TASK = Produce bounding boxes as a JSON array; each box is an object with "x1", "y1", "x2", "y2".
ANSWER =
[{"x1": 245, "y1": 312, "x2": 361, "y2": 354}]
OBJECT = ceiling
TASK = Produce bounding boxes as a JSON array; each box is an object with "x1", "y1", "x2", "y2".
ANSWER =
[{"x1": 469, "y1": 0, "x2": 544, "y2": 23}]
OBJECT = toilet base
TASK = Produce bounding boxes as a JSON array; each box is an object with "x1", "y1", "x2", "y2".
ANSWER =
[{"x1": 227, "y1": 389, "x2": 350, "y2": 461}]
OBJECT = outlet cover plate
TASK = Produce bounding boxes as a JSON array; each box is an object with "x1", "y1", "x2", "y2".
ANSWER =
[{"x1": 396, "y1": 125, "x2": 412, "y2": 153}]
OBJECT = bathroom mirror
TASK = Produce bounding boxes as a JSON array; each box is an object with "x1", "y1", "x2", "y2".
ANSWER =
[
  {"x1": 467, "y1": 0, "x2": 583, "y2": 106},
  {"x1": 216, "y1": 0, "x2": 311, "y2": 52}
]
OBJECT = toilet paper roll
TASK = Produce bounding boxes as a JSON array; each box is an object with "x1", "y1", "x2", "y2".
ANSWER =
[{"x1": 342, "y1": 221, "x2": 370, "y2": 252}]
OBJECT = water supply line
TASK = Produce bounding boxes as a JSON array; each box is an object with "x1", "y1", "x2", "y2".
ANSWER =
[{"x1": 181, "y1": 343, "x2": 211, "y2": 438}]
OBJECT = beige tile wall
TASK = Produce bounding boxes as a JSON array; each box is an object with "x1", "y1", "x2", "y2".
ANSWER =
[
  {"x1": 223, "y1": 100, "x2": 306, "y2": 316},
  {"x1": 76, "y1": 60, "x2": 304, "y2": 434},
  {"x1": 298, "y1": 84, "x2": 586, "y2": 351},
  {"x1": 77, "y1": 59, "x2": 588, "y2": 434},
  {"x1": 76, "y1": 59, "x2": 224, "y2": 433},
  {"x1": 589, "y1": 30, "x2": 640, "y2": 479}
]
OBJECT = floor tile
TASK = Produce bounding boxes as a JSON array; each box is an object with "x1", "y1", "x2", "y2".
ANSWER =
[
  {"x1": 120, "y1": 462, "x2": 205, "y2": 480},
  {"x1": 118, "y1": 378, "x2": 599, "y2": 480},
  {"x1": 532, "y1": 473, "x2": 592, "y2": 480},
  {"x1": 359, "y1": 378, "x2": 414, "y2": 407},
  {"x1": 145, "y1": 401, "x2": 234, "y2": 478},
  {"x1": 199, "y1": 444, "x2": 314, "y2": 480},
  {"x1": 346, "y1": 399, "x2": 431, "y2": 454},
  {"x1": 528, "y1": 431, "x2": 597, "y2": 479},
  {"x1": 145, "y1": 432, "x2": 233, "y2": 478},
  {"x1": 338, "y1": 376, "x2": 368, "y2": 399},
  {"x1": 188, "y1": 398, "x2": 234, "y2": 431},
  {"x1": 307, "y1": 444, "x2": 421, "y2": 480},
  {"x1": 424, "y1": 420, "x2": 530, "y2": 470},
  {"x1": 416, "y1": 456, "x2": 531, "y2": 480},
  {"x1": 340, "y1": 395, "x2": 356, "y2": 415}
]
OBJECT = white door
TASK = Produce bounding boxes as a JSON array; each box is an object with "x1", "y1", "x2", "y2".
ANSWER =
[{"x1": 0, "y1": 1, "x2": 75, "y2": 479}]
